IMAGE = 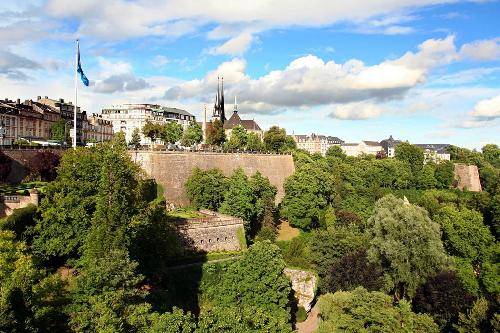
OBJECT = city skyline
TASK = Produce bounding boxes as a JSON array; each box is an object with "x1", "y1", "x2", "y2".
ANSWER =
[{"x1": 1, "y1": 1, "x2": 499, "y2": 149}]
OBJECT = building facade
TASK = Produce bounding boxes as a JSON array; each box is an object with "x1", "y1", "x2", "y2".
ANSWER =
[
  {"x1": 415, "y1": 143, "x2": 451, "y2": 163},
  {"x1": 101, "y1": 104, "x2": 195, "y2": 145},
  {"x1": 86, "y1": 114, "x2": 114, "y2": 142},
  {"x1": 293, "y1": 133, "x2": 343, "y2": 156},
  {"x1": 223, "y1": 97, "x2": 263, "y2": 140},
  {"x1": 341, "y1": 141, "x2": 384, "y2": 157}
]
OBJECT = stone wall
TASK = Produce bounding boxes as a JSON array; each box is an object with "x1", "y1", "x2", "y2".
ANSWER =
[
  {"x1": 176, "y1": 210, "x2": 245, "y2": 252},
  {"x1": 0, "y1": 189, "x2": 39, "y2": 217},
  {"x1": 284, "y1": 268, "x2": 317, "y2": 312},
  {"x1": 130, "y1": 151, "x2": 295, "y2": 206},
  {"x1": 454, "y1": 163, "x2": 482, "y2": 192}
]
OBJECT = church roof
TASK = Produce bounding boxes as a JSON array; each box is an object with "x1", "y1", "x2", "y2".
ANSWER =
[{"x1": 223, "y1": 111, "x2": 262, "y2": 131}]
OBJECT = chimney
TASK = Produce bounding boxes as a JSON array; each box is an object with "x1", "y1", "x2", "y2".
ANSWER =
[
  {"x1": 37, "y1": 96, "x2": 41, "y2": 101},
  {"x1": 59, "y1": 98, "x2": 64, "y2": 103},
  {"x1": 44, "y1": 96, "x2": 48, "y2": 99},
  {"x1": 16, "y1": 99, "x2": 20, "y2": 104}
]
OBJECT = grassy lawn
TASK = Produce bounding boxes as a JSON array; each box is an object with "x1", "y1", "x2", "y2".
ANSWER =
[
  {"x1": 277, "y1": 220, "x2": 300, "y2": 241},
  {"x1": 167, "y1": 207, "x2": 205, "y2": 219},
  {"x1": 0, "y1": 181, "x2": 47, "y2": 195}
]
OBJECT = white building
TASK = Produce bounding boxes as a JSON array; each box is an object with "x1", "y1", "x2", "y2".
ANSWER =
[
  {"x1": 101, "y1": 104, "x2": 195, "y2": 145},
  {"x1": 293, "y1": 133, "x2": 344, "y2": 156},
  {"x1": 341, "y1": 141, "x2": 383, "y2": 157},
  {"x1": 415, "y1": 144, "x2": 451, "y2": 163}
]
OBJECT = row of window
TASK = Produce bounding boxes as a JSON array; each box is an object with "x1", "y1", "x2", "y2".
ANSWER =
[{"x1": 199, "y1": 236, "x2": 235, "y2": 244}]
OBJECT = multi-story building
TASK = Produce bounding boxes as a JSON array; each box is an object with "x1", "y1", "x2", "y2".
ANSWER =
[
  {"x1": 0, "y1": 100, "x2": 20, "y2": 146},
  {"x1": 101, "y1": 104, "x2": 195, "y2": 145},
  {"x1": 380, "y1": 135, "x2": 402, "y2": 158},
  {"x1": 86, "y1": 114, "x2": 114, "y2": 142},
  {"x1": 293, "y1": 133, "x2": 344, "y2": 156},
  {"x1": 341, "y1": 141, "x2": 384, "y2": 157},
  {"x1": 36, "y1": 96, "x2": 88, "y2": 144},
  {"x1": 415, "y1": 144, "x2": 451, "y2": 163}
]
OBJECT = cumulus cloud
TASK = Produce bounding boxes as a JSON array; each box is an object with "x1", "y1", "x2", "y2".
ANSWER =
[
  {"x1": 471, "y1": 95, "x2": 500, "y2": 119},
  {"x1": 459, "y1": 95, "x2": 500, "y2": 128},
  {"x1": 460, "y1": 38, "x2": 500, "y2": 61},
  {"x1": 164, "y1": 36, "x2": 462, "y2": 115},
  {"x1": 329, "y1": 102, "x2": 386, "y2": 120},
  {"x1": 209, "y1": 32, "x2": 254, "y2": 55},
  {"x1": 93, "y1": 58, "x2": 151, "y2": 93},
  {"x1": 0, "y1": 50, "x2": 41, "y2": 80}
]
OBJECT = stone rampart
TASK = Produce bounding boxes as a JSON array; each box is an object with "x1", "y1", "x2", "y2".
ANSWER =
[
  {"x1": 175, "y1": 210, "x2": 245, "y2": 252},
  {"x1": 284, "y1": 268, "x2": 317, "y2": 312},
  {"x1": 454, "y1": 163, "x2": 482, "y2": 192},
  {"x1": 130, "y1": 151, "x2": 295, "y2": 206}
]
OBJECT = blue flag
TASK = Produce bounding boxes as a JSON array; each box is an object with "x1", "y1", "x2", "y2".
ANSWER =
[{"x1": 77, "y1": 42, "x2": 89, "y2": 86}]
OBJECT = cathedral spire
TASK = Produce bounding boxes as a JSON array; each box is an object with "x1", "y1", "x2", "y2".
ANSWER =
[
  {"x1": 220, "y1": 77, "x2": 225, "y2": 123},
  {"x1": 233, "y1": 95, "x2": 238, "y2": 113}
]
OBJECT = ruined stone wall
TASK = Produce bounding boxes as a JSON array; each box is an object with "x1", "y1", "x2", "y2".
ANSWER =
[
  {"x1": 454, "y1": 163, "x2": 482, "y2": 192},
  {"x1": 176, "y1": 211, "x2": 245, "y2": 252},
  {"x1": 130, "y1": 151, "x2": 295, "y2": 206}
]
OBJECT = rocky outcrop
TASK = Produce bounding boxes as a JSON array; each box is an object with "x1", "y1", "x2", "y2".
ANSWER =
[
  {"x1": 284, "y1": 268, "x2": 317, "y2": 312},
  {"x1": 454, "y1": 163, "x2": 482, "y2": 192}
]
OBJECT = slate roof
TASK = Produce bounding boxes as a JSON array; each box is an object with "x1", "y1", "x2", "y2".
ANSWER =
[
  {"x1": 223, "y1": 111, "x2": 262, "y2": 131},
  {"x1": 415, "y1": 143, "x2": 450, "y2": 154}
]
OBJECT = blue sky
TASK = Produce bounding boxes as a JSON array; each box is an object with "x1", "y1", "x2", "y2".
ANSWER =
[{"x1": 1, "y1": 1, "x2": 499, "y2": 149}]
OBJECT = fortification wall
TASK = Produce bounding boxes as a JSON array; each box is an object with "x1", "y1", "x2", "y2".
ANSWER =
[
  {"x1": 176, "y1": 211, "x2": 245, "y2": 252},
  {"x1": 454, "y1": 163, "x2": 482, "y2": 192},
  {"x1": 130, "y1": 151, "x2": 295, "y2": 206}
]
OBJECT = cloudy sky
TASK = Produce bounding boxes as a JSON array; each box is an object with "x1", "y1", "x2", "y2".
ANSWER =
[{"x1": 1, "y1": 1, "x2": 499, "y2": 149}]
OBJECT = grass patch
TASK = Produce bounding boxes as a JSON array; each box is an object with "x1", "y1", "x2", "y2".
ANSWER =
[
  {"x1": 0, "y1": 181, "x2": 47, "y2": 195},
  {"x1": 277, "y1": 220, "x2": 300, "y2": 241},
  {"x1": 167, "y1": 207, "x2": 204, "y2": 219}
]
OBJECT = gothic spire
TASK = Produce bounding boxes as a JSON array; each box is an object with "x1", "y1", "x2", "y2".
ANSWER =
[{"x1": 220, "y1": 77, "x2": 225, "y2": 123}]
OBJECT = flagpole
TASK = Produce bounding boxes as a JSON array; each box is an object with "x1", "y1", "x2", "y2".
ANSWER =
[{"x1": 73, "y1": 39, "x2": 78, "y2": 149}]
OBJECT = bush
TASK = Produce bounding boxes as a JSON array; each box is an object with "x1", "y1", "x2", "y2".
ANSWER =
[
  {"x1": 295, "y1": 306, "x2": 307, "y2": 323},
  {"x1": 0, "y1": 204, "x2": 37, "y2": 240}
]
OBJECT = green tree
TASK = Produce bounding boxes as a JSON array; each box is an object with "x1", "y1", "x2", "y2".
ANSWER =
[
  {"x1": 482, "y1": 144, "x2": 500, "y2": 168},
  {"x1": 246, "y1": 132, "x2": 264, "y2": 151},
  {"x1": 69, "y1": 250, "x2": 150, "y2": 333},
  {"x1": 416, "y1": 164, "x2": 437, "y2": 189},
  {"x1": 181, "y1": 121, "x2": 203, "y2": 147},
  {"x1": 317, "y1": 287, "x2": 439, "y2": 333},
  {"x1": 0, "y1": 231, "x2": 68, "y2": 333},
  {"x1": 185, "y1": 168, "x2": 228, "y2": 210},
  {"x1": 395, "y1": 142, "x2": 424, "y2": 176},
  {"x1": 50, "y1": 119, "x2": 69, "y2": 142},
  {"x1": 226, "y1": 125, "x2": 248, "y2": 150},
  {"x1": 219, "y1": 169, "x2": 254, "y2": 231},
  {"x1": 325, "y1": 145, "x2": 346, "y2": 160},
  {"x1": 281, "y1": 162, "x2": 334, "y2": 229},
  {"x1": 263, "y1": 126, "x2": 296, "y2": 153},
  {"x1": 454, "y1": 298, "x2": 490, "y2": 333},
  {"x1": 142, "y1": 120, "x2": 163, "y2": 144},
  {"x1": 212, "y1": 241, "x2": 292, "y2": 326},
  {"x1": 434, "y1": 160, "x2": 455, "y2": 188},
  {"x1": 161, "y1": 121, "x2": 183, "y2": 145},
  {"x1": 130, "y1": 128, "x2": 141, "y2": 149},
  {"x1": 366, "y1": 195, "x2": 449, "y2": 299},
  {"x1": 434, "y1": 206, "x2": 494, "y2": 264},
  {"x1": 206, "y1": 119, "x2": 226, "y2": 146}
]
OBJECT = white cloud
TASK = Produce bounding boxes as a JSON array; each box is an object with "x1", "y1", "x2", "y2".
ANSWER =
[
  {"x1": 0, "y1": 50, "x2": 41, "y2": 80},
  {"x1": 329, "y1": 102, "x2": 386, "y2": 120},
  {"x1": 151, "y1": 55, "x2": 170, "y2": 68},
  {"x1": 209, "y1": 32, "x2": 254, "y2": 55},
  {"x1": 471, "y1": 95, "x2": 500, "y2": 119},
  {"x1": 43, "y1": 0, "x2": 453, "y2": 41},
  {"x1": 164, "y1": 36, "x2": 462, "y2": 113},
  {"x1": 459, "y1": 38, "x2": 500, "y2": 61},
  {"x1": 93, "y1": 58, "x2": 151, "y2": 93}
]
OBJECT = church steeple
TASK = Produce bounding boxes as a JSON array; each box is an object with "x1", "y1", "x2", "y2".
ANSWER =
[
  {"x1": 212, "y1": 76, "x2": 226, "y2": 123},
  {"x1": 233, "y1": 95, "x2": 238, "y2": 113},
  {"x1": 220, "y1": 77, "x2": 225, "y2": 123}
]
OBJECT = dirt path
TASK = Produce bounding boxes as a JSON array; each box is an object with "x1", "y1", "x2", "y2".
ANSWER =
[{"x1": 296, "y1": 304, "x2": 319, "y2": 333}]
